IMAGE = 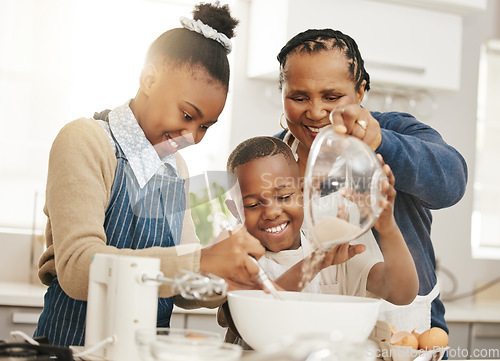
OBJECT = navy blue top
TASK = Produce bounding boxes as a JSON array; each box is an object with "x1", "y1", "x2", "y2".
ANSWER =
[{"x1": 275, "y1": 111, "x2": 468, "y2": 332}]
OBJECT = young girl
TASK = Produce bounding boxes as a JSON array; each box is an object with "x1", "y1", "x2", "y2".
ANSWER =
[
  {"x1": 34, "y1": 2, "x2": 264, "y2": 347},
  {"x1": 219, "y1": 136, "x2": 418, "y2": 347}
]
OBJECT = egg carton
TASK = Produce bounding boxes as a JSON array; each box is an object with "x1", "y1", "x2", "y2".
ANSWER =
[{"x1": 369, "y1": 321, "x2": 448, "y2": 361}]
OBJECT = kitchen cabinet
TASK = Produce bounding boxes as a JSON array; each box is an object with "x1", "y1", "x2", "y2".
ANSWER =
[
  {"x1": 0, "y1": 306, "x2": 224, "y2": 342},
  {"x1": 247, "y1": 0, "x2": 481, "y2": 91},
  {"x1": 448, "y1": 322, "x2": 471, "y2": 360},
  {"x1": 470, "y1": 323, "x2": 500, "y2": 360},
  {"x1": 445, "y1": 301, "x2": 500, "y2": 360},
  {"x1": 370, "y1": 0, "x2": 487, "y2": 14},
  {"x1": 0, "y1": 282, "x2": 46, "y2": 341},
  {"x1": 0, "y1": 282, "x2": 225, "y2": 343},
  {"x1": 0, "y1": 305, "x2": 42, "y2": 340},
  {"x1": 171, "y1": 306, "x2": 226, "y2": 337},
  {"x1": 448, "y1": 322, "x2": 500, "y2": 360}
]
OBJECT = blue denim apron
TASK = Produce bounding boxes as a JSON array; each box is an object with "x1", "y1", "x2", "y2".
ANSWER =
[{"x1": 34, "y1": 124, "x2": 186, "y2": 346}]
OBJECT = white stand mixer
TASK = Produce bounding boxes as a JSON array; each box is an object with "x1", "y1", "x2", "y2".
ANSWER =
[
  {"x1": 82, "y1": 253, "x2": 227, "y2": 361},
  {"x1": 84, "y1": 254, "x2": 161, "y2": 361}
]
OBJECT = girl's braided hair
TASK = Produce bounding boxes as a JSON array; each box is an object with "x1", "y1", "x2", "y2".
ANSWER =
[{"x1": 277, "y1": 29, "x2": 370, "y2": 92}]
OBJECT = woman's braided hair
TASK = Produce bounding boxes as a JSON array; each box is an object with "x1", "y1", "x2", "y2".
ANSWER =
[{"x1": 277, "y1": 29, "x2": 370, "y2": 92}]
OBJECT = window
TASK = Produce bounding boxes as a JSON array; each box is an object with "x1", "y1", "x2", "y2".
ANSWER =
[
  {"x1": 0, "y1": 0, "x2": 234, "y2": 233},
  {"x1": 471, "y1": 39, "x2": 500, "y2": 259}
]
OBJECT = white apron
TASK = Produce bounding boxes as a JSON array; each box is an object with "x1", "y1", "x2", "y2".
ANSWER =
[{"x1": 377, "y1": 283, "x2": 440, "y2": 333}]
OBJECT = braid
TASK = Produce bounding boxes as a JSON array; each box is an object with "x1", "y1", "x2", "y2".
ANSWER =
[
  {"x1": 227, "y1": 136, "x2": 295, "y2": 173},
  {"x1": 277, "y1": 29, "x2": 370, "y2": 92}
]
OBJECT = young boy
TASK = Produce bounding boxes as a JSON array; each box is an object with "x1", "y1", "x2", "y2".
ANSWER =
[{"x1": 219, "y1": 136, "x2": 418, "y2": 346}]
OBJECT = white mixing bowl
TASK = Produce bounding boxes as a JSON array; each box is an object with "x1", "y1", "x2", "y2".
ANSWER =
[{"x1": 227, "y1": 290, "x2": 381, "y2": 352}]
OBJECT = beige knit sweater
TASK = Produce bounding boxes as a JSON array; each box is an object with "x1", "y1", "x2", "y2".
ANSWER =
[{"x1": 38, "y1": 118, "x2": 204, "y2": 301}]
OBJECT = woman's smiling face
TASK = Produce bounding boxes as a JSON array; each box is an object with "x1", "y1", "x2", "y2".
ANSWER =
[
  {"x1": 281, "y1": 49, "x2": 365, "y2": 151},
  {"x1": 134, "y1": 63, "x2": 227, "y2": 158},
  {"x1": 236, "y1": 154, "x2": 303, "y2": 252}
]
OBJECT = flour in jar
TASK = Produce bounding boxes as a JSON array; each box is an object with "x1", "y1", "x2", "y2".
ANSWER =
[{"x1": 312, "y1": 216, "x2": 362, "y2": 245}]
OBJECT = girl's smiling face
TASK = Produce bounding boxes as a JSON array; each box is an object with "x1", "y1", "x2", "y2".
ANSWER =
[
  {"x1": 281, "y1": 49, "x2": 365, "y2": 152},
  {"x1": 133, "y1": 63, "x2": 227, "y2": 158},
  {"x1": 236, "y1": 154, "x2": 303, "y2": 252}
]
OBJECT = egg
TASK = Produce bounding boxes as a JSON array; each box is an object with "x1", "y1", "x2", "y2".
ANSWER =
[
  {"x1": 418, "y1": 327, "x2": 449, "y2": 350},
  {"x1": 390, "y1": 330, "x2": 419, "y2": 350},
  {"x1": 185, "y1": 332, "x2": 207, "y2": 339}
]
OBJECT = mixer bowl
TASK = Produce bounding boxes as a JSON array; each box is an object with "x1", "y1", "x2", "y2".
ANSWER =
[
  {"x1": 227, "y1": 290, "x2": 381, "y2": 352},
  {"x1": 136, "y1": 328, "x2": 242, "y2": 361}
]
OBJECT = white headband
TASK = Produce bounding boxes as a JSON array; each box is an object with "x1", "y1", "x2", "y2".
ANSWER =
[{"x1": 180, "y1": 16, "x2": 232, "y2": 54}]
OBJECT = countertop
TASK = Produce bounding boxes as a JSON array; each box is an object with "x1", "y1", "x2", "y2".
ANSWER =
[
  {"x1": 1, "y1": 283, "x2": 497, "y2": 361},
  {"x1": 444, "y1": 299, "x2": 500, "y2": 323},
  {"x1": 2, "y1": 281, "x2": 499, "y2": 321},
  {"x1": 0, "y1": 281, "x2": 216, "y2": 315},
  {"x1": 73, "y1": 347, "x2": 499, "y2": 361},
  {"x1": 0, "y1": 281, "x2": 47, "y2": 307}
]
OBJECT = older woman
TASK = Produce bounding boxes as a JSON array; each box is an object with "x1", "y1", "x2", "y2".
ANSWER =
[{"x1": 275, "y1": 28, "x2": 468, "y2": 334}]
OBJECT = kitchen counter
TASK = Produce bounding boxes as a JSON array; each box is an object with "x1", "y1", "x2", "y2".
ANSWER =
[
  {"x1": 73, "y1": 347, "x2": 499, "y2": 361},
  {"x1": 0, "y1": 281, "x2": 217, "y2": 315},
  {"x1": 0, "y1": 281, "x2": 47, "y2": 341},
  {"x1": 2, "y1": 281, "x2": 495, "y2": 320},
  {"x1": 242, "y1": 350, "x2": 500, "y2": 361},
  {"x1": 443, "y1": 299, "x2": 500, "y2": 361},
  {"x1": 2, "y1": 283, "x2": 498, "y2": 361},
  {"x1": 444, "y1": 299, "x2": 500, "y2": 323},
  {"x1": 0, "y1": 281, "x2": 47, "y2": 307},
  {"x1": 0, "y1": 281, "x2": 222, "y2": 339}
]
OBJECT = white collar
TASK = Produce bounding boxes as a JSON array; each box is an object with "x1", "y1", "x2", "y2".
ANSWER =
[{"x1": 108, "y1": 101, "x2": 177, "y2": 188}]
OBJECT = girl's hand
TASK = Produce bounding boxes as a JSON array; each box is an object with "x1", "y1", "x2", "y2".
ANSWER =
[
  {"x1": 200, "y1": 226, "x2": 265, "y2": 287},
  {"x1": 329, "y1": 104, "x2": 382, "y2": 151},
  {"x1": 373, "y1": 154, "x2": 398, "y2": 235}
]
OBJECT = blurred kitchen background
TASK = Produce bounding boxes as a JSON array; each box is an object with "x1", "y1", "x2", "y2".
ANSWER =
[{"x1": 0, "y1": 0, "x2": 499, "y2": 356}]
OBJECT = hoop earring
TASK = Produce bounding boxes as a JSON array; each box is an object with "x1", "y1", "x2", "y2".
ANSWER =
[{"x1": 279, "y1": 113, "x2": 288, "y2": 130}]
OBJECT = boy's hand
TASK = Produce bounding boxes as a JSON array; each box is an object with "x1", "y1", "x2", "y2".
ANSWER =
[
  {"x1": 318, "y1": 242, "x2": 366, "y2": 268},
  {"x1": 373, "y1": 154, "x2": 398, "y2": 234}
]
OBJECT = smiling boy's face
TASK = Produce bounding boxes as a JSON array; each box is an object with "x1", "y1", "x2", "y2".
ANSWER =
[{"x1": 236, "y1": 154, "x2": 303, "y2": 252}]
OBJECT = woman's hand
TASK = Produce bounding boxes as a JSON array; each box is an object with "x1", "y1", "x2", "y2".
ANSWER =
[
  {"x1": 200, "y1": 226, "x2": 265, "y2": 288},
  {"x1": 330, "y1": 104, "x2": 382, "y2": 151}
]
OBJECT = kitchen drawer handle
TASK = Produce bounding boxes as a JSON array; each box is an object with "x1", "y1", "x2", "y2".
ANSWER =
[
  {"x1": 12, "y1": 312, "x2": 40, "y2": 325},
  {"x1": 473, "y1": 325, "x2": 500, "y2": 339},
  {"x1": 474, "y1": 331, "x2": 500, "y2": 339}
]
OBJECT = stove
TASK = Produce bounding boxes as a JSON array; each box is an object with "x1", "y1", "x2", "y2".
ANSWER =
[{"x1": 0, "y1": 340, "x2": 73, "y2": 360}]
